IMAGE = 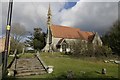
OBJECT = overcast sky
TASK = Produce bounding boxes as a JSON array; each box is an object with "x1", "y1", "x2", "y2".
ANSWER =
[{"x1": 1, "y1": 0, "x2": 118, "y2": 36}]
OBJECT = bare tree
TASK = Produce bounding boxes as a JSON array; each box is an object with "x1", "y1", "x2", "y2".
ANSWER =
[
  {"x1": 10, "y1": 23, "x2": 26, "y2": 53},
  {"x1": 11, "y1": 23, "x2": 26, "y2": 42}
]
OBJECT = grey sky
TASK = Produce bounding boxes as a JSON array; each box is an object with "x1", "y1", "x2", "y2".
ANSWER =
[{"x1": 1, "y1": 1, "x2": 118, "y2": 36}]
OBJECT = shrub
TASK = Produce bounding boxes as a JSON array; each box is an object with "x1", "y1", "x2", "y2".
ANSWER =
[{"x1": 71, "y1": 40, "x2": 112, "y2": 58}]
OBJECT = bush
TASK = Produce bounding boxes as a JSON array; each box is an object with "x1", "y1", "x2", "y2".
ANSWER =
[
  {"x1": 71, "y1": 40, "x2": 112, "y2": 58},
  {"x1": 90, "y1": 45, "x2": 112, "y2": 57},
  {"x1": 25, "y1": 50, "x2": 35, "y2": 53},
  {"x1": 70, "y1": 40, "x2": 87, "y2": 56}
]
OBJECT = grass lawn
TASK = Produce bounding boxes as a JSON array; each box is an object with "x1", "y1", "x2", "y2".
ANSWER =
[
  {"x1": 41, "y1": 52, "x2": 119, "y2": 78},
  {"x1": 8, "y1": 56, "x2": 14, "y2": 65},
  {"x1": 15, "y1": 52, "x2": 119, "y2": 79}
]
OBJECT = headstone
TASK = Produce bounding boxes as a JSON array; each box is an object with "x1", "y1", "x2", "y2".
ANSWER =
[
  {"x1": 47, "y1": 66, "x2": 54, "y2": 73},
  {"x1": 102, "y1": 68, "x2": 106, "y2": 74},
  {"x1": 109, "y1": 60, "x2": 114, "y2": 62},
  {"x1": 66, "y1": 70, "x2": 74, "y2": 79},
  {"x1": 104, "y1": 60, "x2": 109, "y2": 63},
  {"x1": 114, "y1": 60, "x2": 120, "y2": 64}
]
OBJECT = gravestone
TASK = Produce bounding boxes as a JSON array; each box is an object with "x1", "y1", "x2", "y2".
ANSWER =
[
  {"x1": 102, "y1": 68, "x2": 106, "y2": 74},
  {"x1": 47, "y1": 66, "x2": 54, "y2": 73},
  {"x1": 66, "y1": 70, "x2": 74, "y2": 79}
]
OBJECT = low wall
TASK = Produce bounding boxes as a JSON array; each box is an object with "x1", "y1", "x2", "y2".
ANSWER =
[{"x1": 35, "y1": 52, "x2": 48, "y2": 72}]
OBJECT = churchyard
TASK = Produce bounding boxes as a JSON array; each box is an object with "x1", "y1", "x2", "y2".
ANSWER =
[
  {"x1": 7, "y1": 52, "x2": 119, "y2": 79},
  {"x1": 1, "y1": 1, "x2": 120, "y2": 80}
]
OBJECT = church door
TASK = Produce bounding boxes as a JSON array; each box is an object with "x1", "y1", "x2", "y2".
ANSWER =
[
  {"x1": 61, "y1": 41, "x2": 68, "y2": 52},
  {"x1": 62, "y1": 43, "x2": 66, "y2": 52}
]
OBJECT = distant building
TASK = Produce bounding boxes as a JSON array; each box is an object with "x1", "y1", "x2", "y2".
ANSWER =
[
  {"x1": 0, "y1": 36, "x2": 11, "y2": 53},
  {"x1": 25, "y1": 45, "x2": 34, "y2": 51},
  {"x1": 0, "y1": 37, "x2": 5, "y2": 53},
  {"x1": 43, "y1": 4, "x2": 102, "y2": 52}
]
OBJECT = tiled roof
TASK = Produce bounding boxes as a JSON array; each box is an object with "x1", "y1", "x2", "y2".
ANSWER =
[
  {"x1": 50, "y1": 25, "x2": 94, "y2": 40},
  {"x1": 79, "y1": 31, "x2": 94, "y2": 40},
  {"x1": 50, "y1": 25, "x2": 82, "y2": 39},
  {"x1": 88, "y1": 34, "x2": 95, "y2": 42}
]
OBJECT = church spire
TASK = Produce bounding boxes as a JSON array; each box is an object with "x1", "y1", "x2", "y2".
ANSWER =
[
  {"x1": 48, "y1": 3, "x2": 51, "y2": 16},
  {"x1": 42, "y1": 3, "x2": 52, "y2": 52},
  {"x1": 47, "y1": 3, "x2": 52, "y2": 26}
]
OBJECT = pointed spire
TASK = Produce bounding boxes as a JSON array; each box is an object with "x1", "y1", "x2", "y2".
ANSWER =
[
  {"x1": 48, "y1": 3, "x2": 52, "y2": 16},
  {"x1": 47, "y1": 3, "x2": 52, "y2": 26},
  {"x1": 43, "y1": 3, "x2": 52, "y2": 52}
]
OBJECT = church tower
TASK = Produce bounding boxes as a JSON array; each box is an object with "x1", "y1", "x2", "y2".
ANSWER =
[
  {"x1": 43, "y1": 3, "x2": 52, "y2": 52},
  {"x1": 47, "y1": 3, "x2": 52, "y2": 27}
]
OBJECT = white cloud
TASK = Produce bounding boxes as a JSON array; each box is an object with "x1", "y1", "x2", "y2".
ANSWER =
[
  {"x1": 1, "y1": 0, "x2": 67, "y2": 2},
  {"x1": 0, "y1": 2, "x2": 2, "y2": 35},
  {"x1": 60, "y1": 1, "x2": 118, "y2": 34},
  {"x1": 1, "y1": 1, "x2": 118, "y2": 35},
  {"x1": 2, "y1": 2, "x2": 65, "y2": 33},
  {"x1": 1, "y1": 0, "x2": 119, "y2": 2}
]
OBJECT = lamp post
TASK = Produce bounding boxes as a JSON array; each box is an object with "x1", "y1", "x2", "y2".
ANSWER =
[{"x1": 2, "y1": 0, "x2": 13, "y2": 78}]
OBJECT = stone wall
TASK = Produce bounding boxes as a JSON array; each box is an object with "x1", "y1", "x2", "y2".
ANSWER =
[
  {"x1": 92, "y1": 33, "x2": 103, "y2": 46},
  {"x1": 0, "y1": 38, "x2": 5, "y2": 53}
]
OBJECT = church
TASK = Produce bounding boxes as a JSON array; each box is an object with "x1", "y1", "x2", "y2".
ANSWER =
[{"x1": 43, "y1": 5, "x2": 103, "y2": 53}]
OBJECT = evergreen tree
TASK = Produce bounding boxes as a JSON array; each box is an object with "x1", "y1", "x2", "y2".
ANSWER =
[
  {"x1": 102, "y1": 20, "x2": 120, "y2": 56},
  {"x1": 25, "y1": 28, "x2": 46, "y2": 51}
]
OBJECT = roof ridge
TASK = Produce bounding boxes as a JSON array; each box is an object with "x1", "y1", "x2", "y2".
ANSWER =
[
  {"x1": 50, "y1": 25, "x2": 94, "y2": 40},
  {"x1": 52, "y1": 24, "x2": 80, "y2": 30}
]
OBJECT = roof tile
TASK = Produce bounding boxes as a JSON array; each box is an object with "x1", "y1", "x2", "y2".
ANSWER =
[
  {"x1": 50, "y1": 25, "x2": 82, "y2": 39},
  {"x1": 50, "y1": 25, "x2": 94, "y2": 40}
]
